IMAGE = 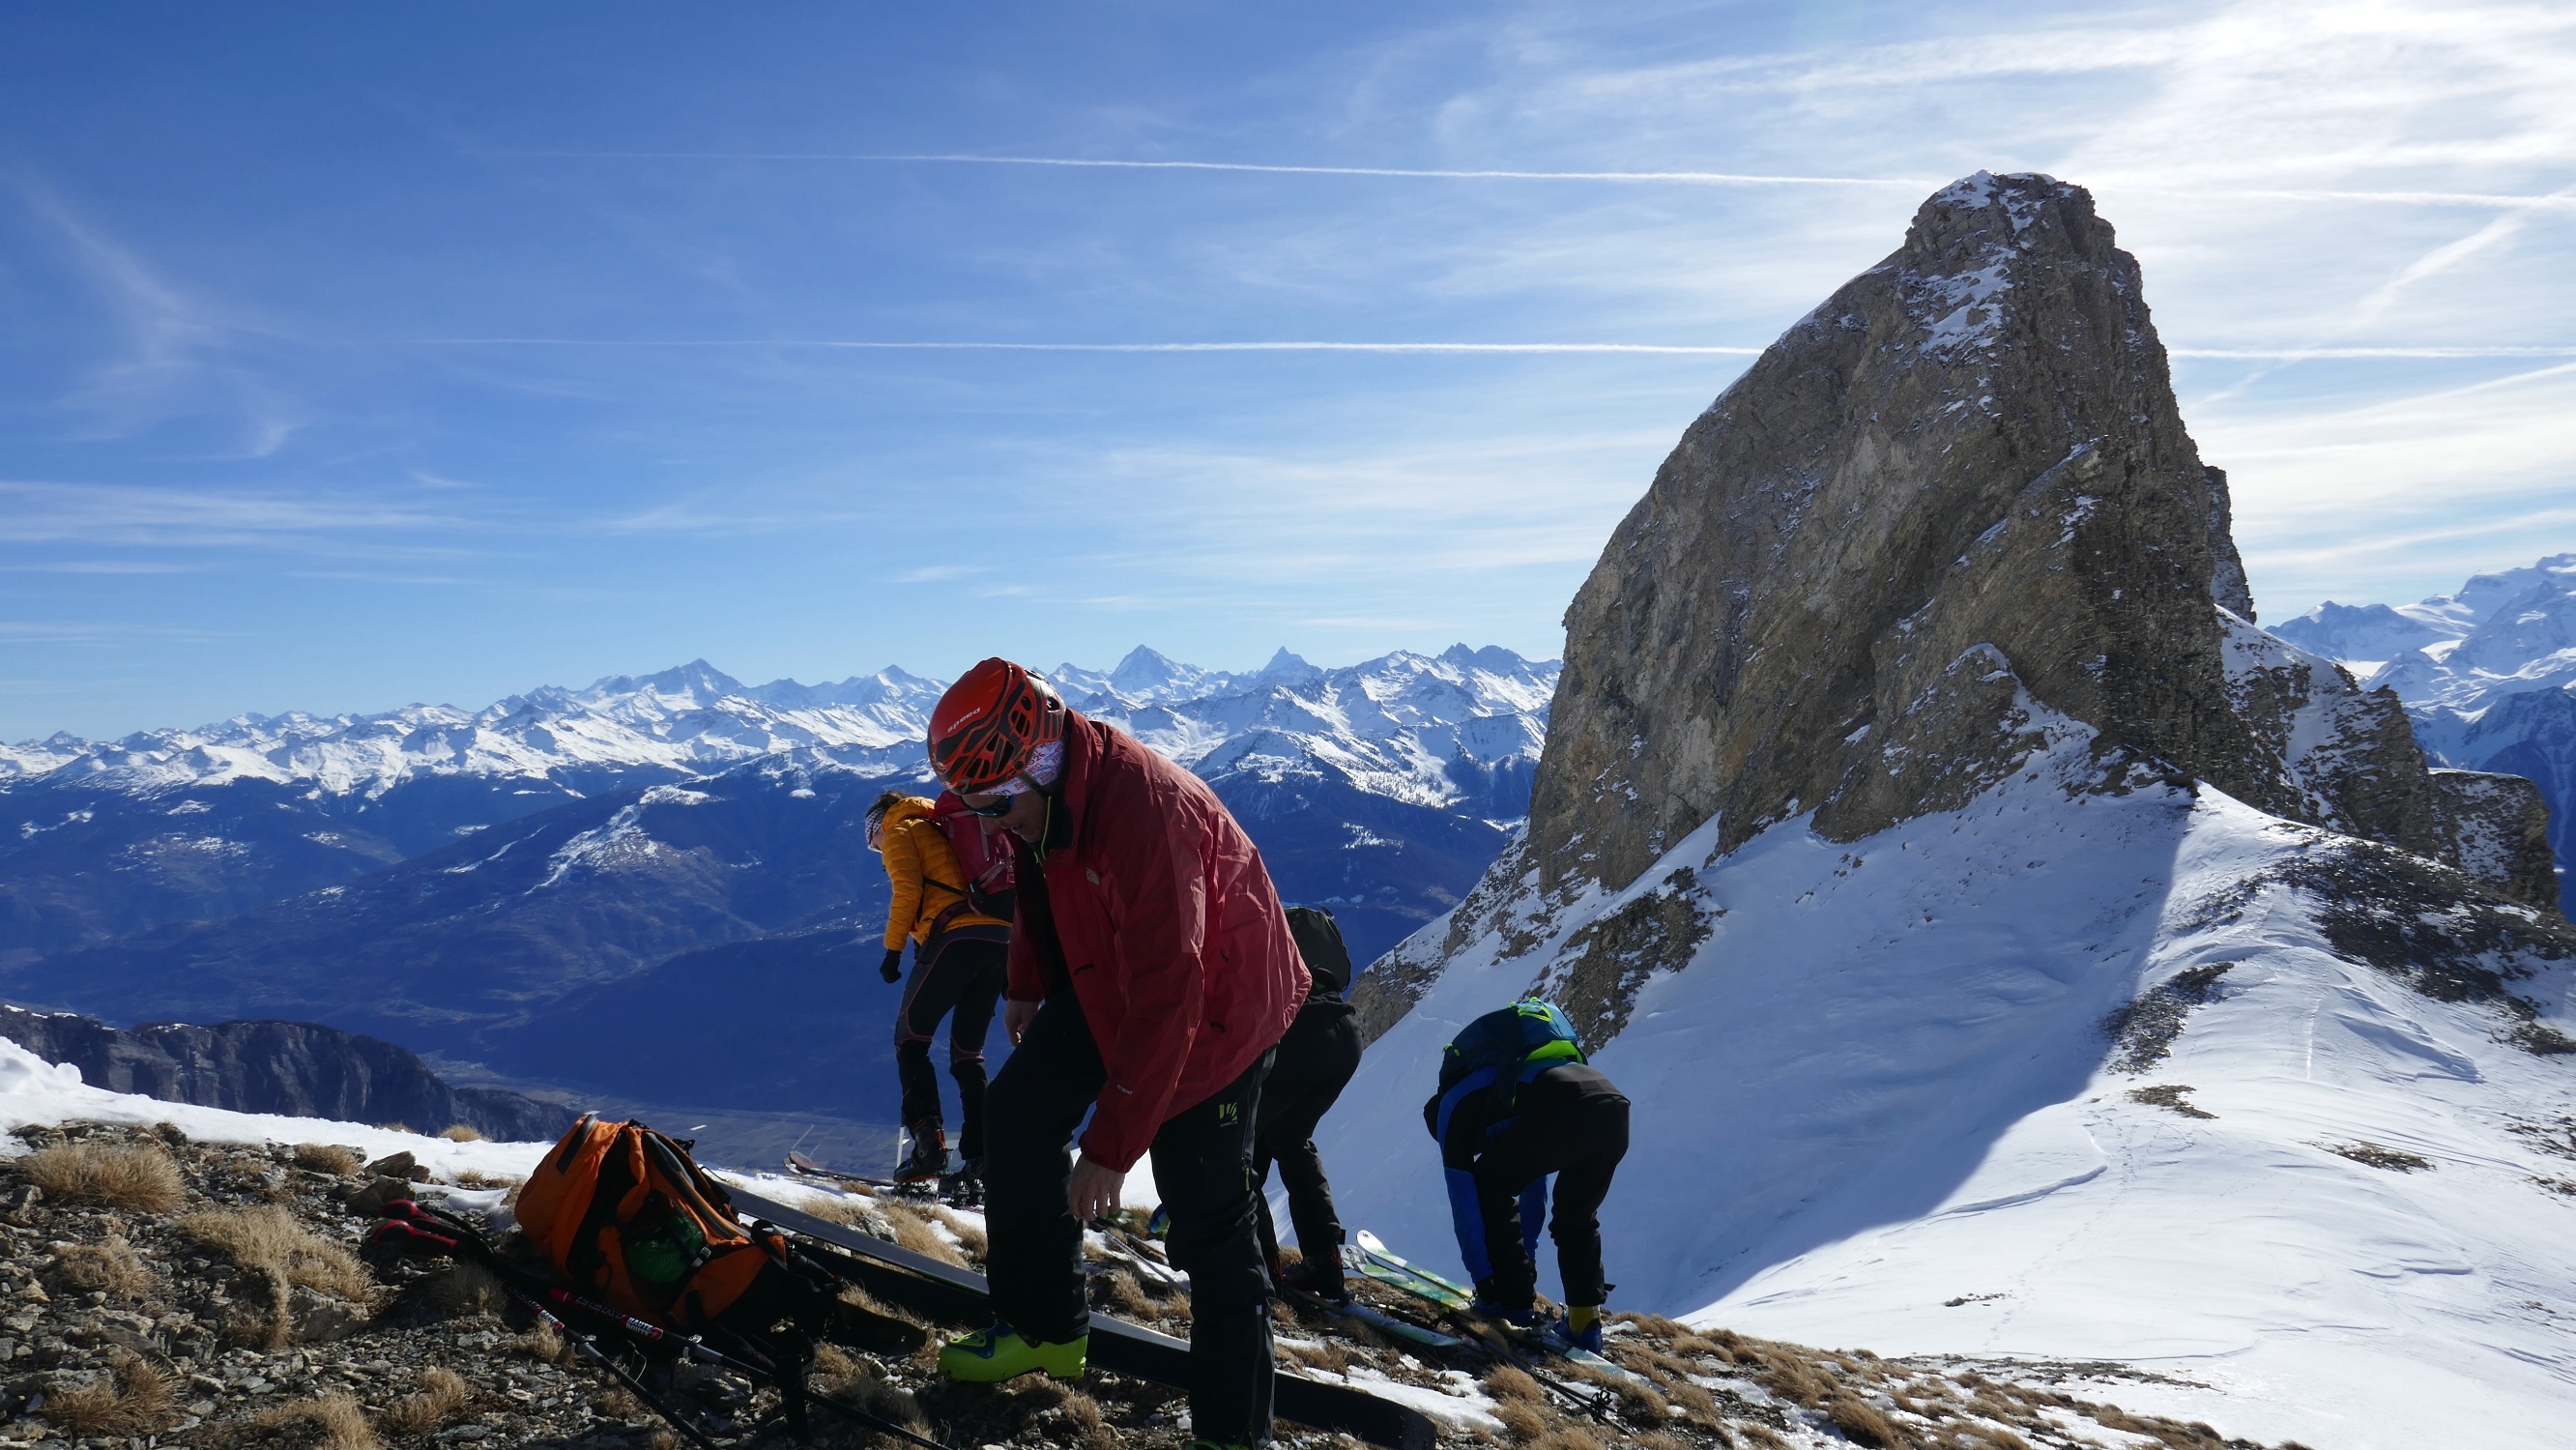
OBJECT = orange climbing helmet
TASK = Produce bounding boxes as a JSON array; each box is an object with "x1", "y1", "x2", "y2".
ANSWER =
[{"x1": 929, "y1": 657, "x2": 1066, "y2": 794}]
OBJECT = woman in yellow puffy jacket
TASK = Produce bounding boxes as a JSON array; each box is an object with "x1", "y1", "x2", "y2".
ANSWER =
[{"x1": 868, "y1": 790, "x2": 1014, "y2": 1183}]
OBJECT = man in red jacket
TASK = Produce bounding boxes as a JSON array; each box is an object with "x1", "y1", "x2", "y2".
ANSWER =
[{"x1": 926, "y1": 658, "x2": 1308, "y2": 1450}]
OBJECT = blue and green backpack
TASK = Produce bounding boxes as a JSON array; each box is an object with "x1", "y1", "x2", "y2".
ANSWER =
[{"x1": 1437, "y1": 999, "x2": 1585, "y2": 1107}]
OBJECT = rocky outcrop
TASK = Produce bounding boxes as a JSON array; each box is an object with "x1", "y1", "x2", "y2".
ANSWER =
[
  {"x1": 2216, "y1": 611, "x2": 2558, "y2": 908},
  {"x1": 2203, "y1": 466, "x2": 2255, "y2": 622},
  {"x1": 1526, "y1": 170, "x2": 2549, "y2": 912},
  {"x1": 0, "y1": 1006, "x2": 570, "y2": 1142},
  {"x1": 2431, "y1": 768, "x2": 2561, "y2": 911},
  {"x1": 1532, "y1": 172, "x2": 2286, "y2": 900}
]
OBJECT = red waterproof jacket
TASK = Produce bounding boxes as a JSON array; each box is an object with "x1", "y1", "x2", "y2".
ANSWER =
[{"x1": 1006, "y1": 712, "x2": 1309, "y2": 1171}]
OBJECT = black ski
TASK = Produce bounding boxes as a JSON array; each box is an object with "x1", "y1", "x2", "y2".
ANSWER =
[{"x1": 726, "y1": 1183, "x2": 1436, "y2": 1450}]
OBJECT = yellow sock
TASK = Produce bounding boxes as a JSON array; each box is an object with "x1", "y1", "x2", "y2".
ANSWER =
[{"x1": 1568, "y1": 1305, "x2": 1600, "y2": 1332}]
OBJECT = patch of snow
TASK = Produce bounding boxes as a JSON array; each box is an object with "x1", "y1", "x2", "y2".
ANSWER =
[{"x1": 0, "y1": 1036, "x2": 554, "y2": 1175}]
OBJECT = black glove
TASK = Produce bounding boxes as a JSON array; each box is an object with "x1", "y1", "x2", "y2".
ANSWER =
[{"x1": 880, "y1": 948, "x2": 905, "y2": 983}]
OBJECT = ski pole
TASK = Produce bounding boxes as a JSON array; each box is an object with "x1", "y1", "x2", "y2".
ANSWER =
[
  {"x1": 502, "y1": 1284, "x2": 720, "y2": 1450},
  {"x1": 538, "y1": 1277, "x2": 927, "y2": 1447},
  {"x1": 535, "y1": 1287, "x2": 956, "y2": 1450}
]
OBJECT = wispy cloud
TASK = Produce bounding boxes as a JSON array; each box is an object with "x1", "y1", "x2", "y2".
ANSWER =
[
  {"x1": 0, "y1": 621, "x2": 225, "y2": 644},
  {"x1": 8, "y1": 179, "x2": 307, "y2": 455},
  {"x1": 0, "y1": 480, "x2": 456, "y2": 546},
  {"x1": 891, "y1": 564, "x2": 987, "y2": 583},
  {"x1": 0, "y1": 560, "x2": 193, "y2": 574}
]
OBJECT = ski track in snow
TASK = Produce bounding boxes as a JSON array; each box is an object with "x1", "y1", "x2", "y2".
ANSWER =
[{"x1": 1317, "y1": 741, "x2": 2576, "y2": 1450}]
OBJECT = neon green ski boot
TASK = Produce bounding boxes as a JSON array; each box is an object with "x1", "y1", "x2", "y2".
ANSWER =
[{"x1": 938, "y1": 1321, "x2": 1088, "y2": 1382}]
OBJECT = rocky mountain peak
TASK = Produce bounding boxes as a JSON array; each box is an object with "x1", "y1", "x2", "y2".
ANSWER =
[
  {"x1": 1523, "y1": 170, "x2": 2548, "y2": 910},
  {"x1": 1531, "y1": 171, "x2": 2275, "y2": 897}
]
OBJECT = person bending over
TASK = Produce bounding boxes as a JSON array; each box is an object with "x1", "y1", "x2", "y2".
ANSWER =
[
  {"x1": 927, "y1": 658, "x2": 1306, "y2": 1450},
  {"x1": 865, "y1": 789, "x2": 1014, "y2": 1183},
  {"x1": 1423, "y1": 999, "x2": 1630, "y2": 1351}
]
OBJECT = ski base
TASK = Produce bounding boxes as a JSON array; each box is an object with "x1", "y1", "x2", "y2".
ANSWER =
[
  {"x1": 1349, "y1": 1229, "x2": 1643, "y2": 1384},
  {"x1": 1282, "y1": 1286, "x2": 1463, "y2": 1350}
]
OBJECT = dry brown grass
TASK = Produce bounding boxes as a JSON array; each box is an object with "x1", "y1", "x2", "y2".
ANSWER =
[
  {"x1": 1056, "y1": 1387, "x2": 1116, "y2": 1450},
  {"x1": 16, "y1": 1142, "x2": 185, "y2": 1213},
  {"x1": 509, "y1": 1320, "x2": 568, "y2": 1364},
  {"x1": 292, "y1": 1144, "x2": 362, "y2": 1175},
  {"x1": 1292, "y1": 1338, "x2": 1355, "y2": 1377},
  {"x1": 38, "y1": 1350, "x2": 174, "y2": 1436},
  {"x1": 1097, "y1": 1267, "x2": 1155, "y2": 1318},
  {"x1": 377, "y1": 1365, "x2": 472, "y2": 1435},
  {"x1": 47, "y1": 1236, "x2": 154, "y2": 1298},
  {"x1": 452, "y1": 1169, "x2": 522, "y2": 1191},
  {"x1": 805, "y1": 1194, "x2": 881, "y2": 1229},
  {"x1": 180, "y1": 1205, "x2": 373, "y2": 1299},
  {"x1": 875, "y1": 1200, "x2": 966, "y2": 1265},
  {"x1": 814, "y1": 1345, "x2": 932, "y2": 1430},
  {"x1": 252, "y1": 1390, "x2": 382, "y2": 1450},
  {"x1": 179, "y1": 1204, "x2": 374, "y2": 1346},
  {"x1": 1825, "y1": 1393, "x2": 1903, "y2": 1447},
  {"x1": 438, "y1": 1123, "x2": 484, "y2": 1143},
  {"x1": 931, "y1": 1204, "x2": 988, "y2": 1260}
]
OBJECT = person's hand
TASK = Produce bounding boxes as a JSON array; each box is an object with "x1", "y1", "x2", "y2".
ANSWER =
[
  {"x1": 1069, "y1": 1154, "x2": 1126, "y2": 1223},
  {"x1": 1004, "y1": 998, "x2": 1039, "y2": 1045},
  {"x1": 880, "y1": 948, "x2": 904, "y2": 983}
]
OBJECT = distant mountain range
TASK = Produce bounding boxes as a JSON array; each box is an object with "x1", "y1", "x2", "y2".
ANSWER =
[
  {"x1": 2273, "y1": 553, "x2": 2576, "y2": 912},
  {"x1": 0, "y1": 645, "x2": 1556, "y2": 1154}
]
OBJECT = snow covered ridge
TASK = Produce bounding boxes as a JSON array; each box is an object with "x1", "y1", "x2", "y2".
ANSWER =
[
  {"x1": 0, "y1": 1036, "x2": 551, "y2": 1177},
  {"x1": 0, "y1": 645, "x2": 1557, "y2": 817},
  {"x1": 1322, "y1": 719, "x2": 2576, "y2": 1450}
]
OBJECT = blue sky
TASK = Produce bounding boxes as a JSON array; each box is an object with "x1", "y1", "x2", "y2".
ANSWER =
[{"x1": 5, "y1": 1, "x2": 2572, "y2": 740}]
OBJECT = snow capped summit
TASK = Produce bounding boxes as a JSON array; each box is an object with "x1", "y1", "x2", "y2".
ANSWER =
[
  {"x1": 2281, "y1": 554, "x2": 2576, "y2": 915},
  {"x1": 3, "y1": 644, "x2": 1558, "y2": 968}
]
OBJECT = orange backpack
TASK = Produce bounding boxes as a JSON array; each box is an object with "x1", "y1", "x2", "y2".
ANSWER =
[{"x1": 515, "y1": 1114, "x2": 788, "y2": 1331}]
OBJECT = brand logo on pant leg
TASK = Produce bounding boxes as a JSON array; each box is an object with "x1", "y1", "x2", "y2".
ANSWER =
[{"x1": 1218, "y1": 1103, "x2": 1239, "y2": 1124}]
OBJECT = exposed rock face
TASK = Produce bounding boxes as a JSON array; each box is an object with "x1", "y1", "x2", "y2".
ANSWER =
[
  {"x1": 2203, "y1": 466, "x2": 2255, "y2": 622},
  {"x1": 1526, "y1": 170, "x2": 2550, "y2": 912},
  {"x1": 2216, "y1": 611, "x2": 2559, "y2": 908},
  {"x1": 0, "y1": 1006, "x2": 571, "y2": 1142},
  {"x1": 1533, "y1": 172, "x2": 2284, "y2": 899}
]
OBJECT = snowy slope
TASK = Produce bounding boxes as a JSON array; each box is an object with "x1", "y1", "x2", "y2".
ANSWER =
[
  {"x1": 1316, "y1": 720, "x2": 2576, "y2": 1450},
  {"x1": 0, "y1": 1036, "x2": 553, "y2": 1176}
]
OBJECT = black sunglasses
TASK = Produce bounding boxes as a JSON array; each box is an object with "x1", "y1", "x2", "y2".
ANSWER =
[{"x1": 962, "y1": 794, "x2": 1019, "y2": 818}]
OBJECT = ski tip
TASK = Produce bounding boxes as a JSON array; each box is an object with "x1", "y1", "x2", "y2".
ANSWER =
[{"x1": 1354, "y1": 1229, "x2": 1388, "y2": 1253}]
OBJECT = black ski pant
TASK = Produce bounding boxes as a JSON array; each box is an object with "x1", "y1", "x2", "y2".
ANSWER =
[
  {"x1": 984, "y1": 994, "x2": 1276, "y2": 1445},
  {"x1": 893, "y1": 934, "x2": 1007, "y2": 1163},
  {"x1": 1471, "y1": 1093, "x2": 1629, "y2": 1311},
  {"x1": 1252, "y1": 998, "x2": 1361, "y2": 1290}
]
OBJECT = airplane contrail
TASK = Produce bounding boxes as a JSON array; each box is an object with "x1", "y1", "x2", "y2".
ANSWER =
[
  {"x1": 493, "y1": 152, "x2": 2576, "y2": 210},
  {"x1": 2169, "y1": 346, "x2": 2576, "y2": 359},
  {"x1": 413, "y1": 338, "x2": 2576, "y2": 360},
  {"x1": 490, "y1": 151, "x2": 1934, "y2": 188},
  {"x1": 411, "y1": 338, "x2": 1770, "y2": 354}
]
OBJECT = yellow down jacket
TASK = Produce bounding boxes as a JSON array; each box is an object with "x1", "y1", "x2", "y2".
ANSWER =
[{"x1": 878, "y1": 796, "x2": 1011, "y2": 950}]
